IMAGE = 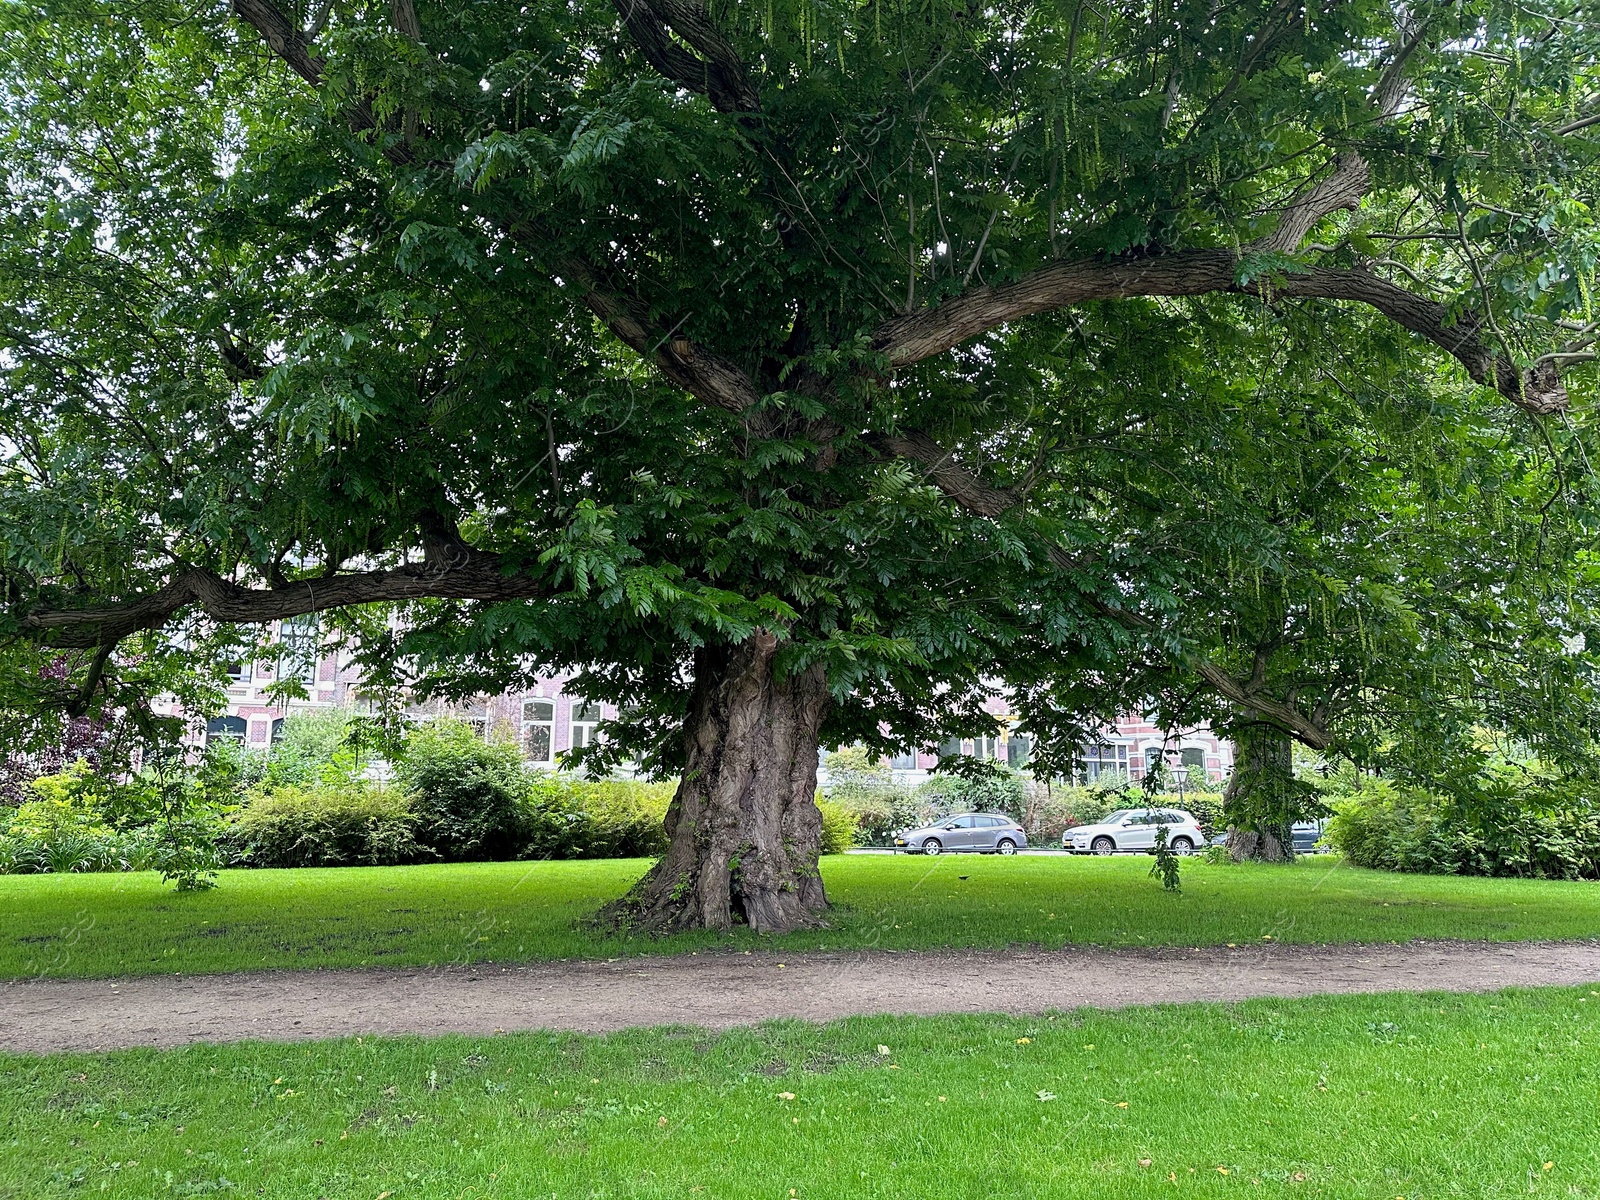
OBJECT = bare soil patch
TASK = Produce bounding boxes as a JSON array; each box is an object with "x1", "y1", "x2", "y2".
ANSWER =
[{"x1": 5, "y1": 939, "x2": 1600, "y2": 1054}]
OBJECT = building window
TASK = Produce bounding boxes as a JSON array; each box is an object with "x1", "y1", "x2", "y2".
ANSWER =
[
  {"x1": 270, "y1": 717, "x2": 285, "y2": 745},
  {"x1": 1180, "y1": 747, "x2": 1206, "y2": 771},
  {"x1": 523, "y1": 700, "x2": 554, "y2": 765},
  {"x1": 889, "y1": 751, "x2": 918, "y2": 770},
  {"x1": 973, "y1": 736, "x2": 999, "y2": 761},
  {"x1": 939, "y1": 737, "x2": 963, "y2": 759},
  {"x1": 1006, "y1": 734, "x2": 1032, "y2": 769},
  {"x1": 206, "y1": 715, "x2": 247, "y2": 746},
  {"x1": 279, "y1": 615, "x2": 321, "y2": 684},
  {"x1": 570, "y1": 702, "x2": 603, "y2": 750},
  {"x1": 224, "y1": 661, "x2": 251, "y2": 685},
  {"x1": 1080, "y1": 743, "x2": 1130, "y2": 782}
]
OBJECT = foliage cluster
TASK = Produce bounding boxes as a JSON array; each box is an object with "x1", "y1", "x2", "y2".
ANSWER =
[
  {"x1": 1324, "y1": 763, "x2": 1600, "y2": 881},
  {"x1": 0, "y1": 758, "x2": 229, "y2": 889}
]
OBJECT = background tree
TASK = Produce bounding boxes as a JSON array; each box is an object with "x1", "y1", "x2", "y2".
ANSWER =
[
  {"x1": 998, "y1": 309, "x2": 1600, "y2": 859},
  {"x1": 1, "y1": 0, "x2": 1595, "y2": 929}
]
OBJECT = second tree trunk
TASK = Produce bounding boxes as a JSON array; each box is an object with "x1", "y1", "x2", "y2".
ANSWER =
[{"x1": 1223, "y1": 722, "x2": 1301, "y2": 863}]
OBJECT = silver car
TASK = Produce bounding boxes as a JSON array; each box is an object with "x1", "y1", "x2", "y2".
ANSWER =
[
  {"x1": 1063, "y1": 808, "x2": 1206, "y2": 855},
  {"x1": 894, "y1": 813, "x2": 1029, "y2": 855}
]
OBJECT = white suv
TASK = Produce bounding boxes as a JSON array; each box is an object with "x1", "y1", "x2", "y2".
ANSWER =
[{"x1": 1063, "y1": 808, "x2": 1206, "y2": 855}]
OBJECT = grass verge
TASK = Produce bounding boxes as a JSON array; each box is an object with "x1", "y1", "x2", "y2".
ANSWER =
[
  {"x1": 5, "y1": 853, "x2": 1600, "y2": 981},
  {"x1": 4, "y1": 987, "x2": 1599, "y2": 1198}
]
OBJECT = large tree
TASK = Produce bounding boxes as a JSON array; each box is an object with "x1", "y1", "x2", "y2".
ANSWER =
[{"x1": 1, "y1": 0, "x2": 1595, "y2": 929}]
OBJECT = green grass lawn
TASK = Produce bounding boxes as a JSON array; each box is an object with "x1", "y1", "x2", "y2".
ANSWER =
[
  {"x1": 5, "y1": 986, "x2": 1600, "y2": 1198},
  {"x1": 4, "y1": 853, "x2": 1600, "y2": 981}
]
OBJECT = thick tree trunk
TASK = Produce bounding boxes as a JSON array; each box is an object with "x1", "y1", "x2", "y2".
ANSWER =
[
  {"x1": 1224, "y1": 723, "x2": 1298, "y2": 863},
  {"x1": 601, "y1": 630, "x2": 830, "y2": 934}
]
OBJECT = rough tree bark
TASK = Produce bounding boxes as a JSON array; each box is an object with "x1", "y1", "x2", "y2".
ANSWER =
[
  {"x1": 601, "y1": 629, "x2": 830, "y2": 934},
  {"x1": 1224, "y1": 723, "x2": 1300, "y2": 863}
]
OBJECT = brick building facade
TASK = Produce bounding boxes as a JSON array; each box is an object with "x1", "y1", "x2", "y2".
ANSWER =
[{"x1": 176, "y1": 622, "x2": 1232, "y2": 785}]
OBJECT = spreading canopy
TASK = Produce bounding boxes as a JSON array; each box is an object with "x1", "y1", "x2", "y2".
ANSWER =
[{"x1": 1, "y1": 0, "x2": 1598, "y2": 921}]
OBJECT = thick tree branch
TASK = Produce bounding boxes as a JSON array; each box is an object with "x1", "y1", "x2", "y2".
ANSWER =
[
  {"x1": 390, "y1": 0, "x2": 422, "y2": 42},
  {"x1": 1253, "y1": 10, "x2": 1427, "y2": 255},
  {"x1": 231, "y1": 0, "x2": 324, "y2": 85},
  {"x1": 873, "y1": 249, "x2": 1568, "y2": 415},
  {"x1": 560, "y1": 257, "x2": 762, "y2": 413},
  {"x1": 20, "y1": 552, "x2": 547, "y2": 650},
  {"x1": 864, "y1": 430, "x2": 1017, "y2": 517},
  {"x1": 873, "y1": 426, "x2": 1333, "y2": 749},
  {"x1": 612, "y1": 0, "x2": 760, "y2": 114}
]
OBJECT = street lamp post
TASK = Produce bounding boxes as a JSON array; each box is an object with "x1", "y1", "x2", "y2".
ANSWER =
[{"x1": 1171, "y1": 762, "x2": 1189, "y2": 807}]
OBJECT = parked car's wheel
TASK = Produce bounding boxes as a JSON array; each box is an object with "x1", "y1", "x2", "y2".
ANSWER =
[
  {"x1": 922, "y1": 838, "x2": 943, "y2": 856},
  {"x1": 995, "y1": 838, "x2": 1017, "y2": 855},
  {"x1": 1091, "y1": 836, "x2": 1116, "y2": 855},
  {"x1": 1170, "y1": 836, "x2": 1195, "y2": 854}
]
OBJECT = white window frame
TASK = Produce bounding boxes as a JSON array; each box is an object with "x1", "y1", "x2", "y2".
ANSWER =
[
  {"x1": 1080, "y1": 742, "x2": 1130, "y2": 782},
  {"x1": 278, "y1": 614, "x2": 321, "y2": 685},
  {"x1": 570, "y1": 702, "x2": 603, "y2": 751},
  {"x1": 522, "y1": 699, "x2": 555, "y2": 765}
]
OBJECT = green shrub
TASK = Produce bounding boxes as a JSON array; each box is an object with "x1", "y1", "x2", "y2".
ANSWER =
[
  {"x1": 917, "y1": 768, "x2": 1027, "y2": 821},
  {"x1": 226, "y1": 783, "x2": 424, "y2": 868},
  {"x1": 396, "y1": 721, "x2": 526, "y2": 861},
  {"x1": 8, "y1": 761, "x2": 118, "y2": 840},
  {"x1": 0, "y1": 833, "x2": 41, "y2": 874},
  {"x1": 519, "y1": 777, "x2": 671, "y2": 860},
  {"x1": 1325, "y1": 772, "x2": 1600, "y2": 880},
  {"x1": 818, "y1": 797, "x2": 857, "y2": 854},
  {"x1": 820, "y1": 749, "x2": 918, "y2": 846},
  {"x1": 828, "y1": 786, "x2": 924, "y2": 846},
  {"x1": 1174, "y1": 791, "x2": 1225, "y2": 834}
]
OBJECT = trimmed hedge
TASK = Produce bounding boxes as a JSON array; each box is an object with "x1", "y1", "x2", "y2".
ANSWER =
[
  {"x1": 225, "y1": 784, "x2": 424, "y2": 868},
  {"x1": 224, "y1": 773, "x2": 678, "y2": 868},
  {"x1": 520, "y1": 777, "x2": 672, "y2": 860}
]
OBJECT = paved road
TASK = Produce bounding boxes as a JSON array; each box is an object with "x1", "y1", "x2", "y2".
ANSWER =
[{"x1": 5, "y1": 939, "x2": 1600, "y2": 1054}]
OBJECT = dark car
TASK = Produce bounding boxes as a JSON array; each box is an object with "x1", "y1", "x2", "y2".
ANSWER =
[
  {"x1": 1212, "y1": 819, "x2": 1329, "y2": 854},
  {"x1": 893, "y1": 813, "x2": 1029, "y2": 855}
]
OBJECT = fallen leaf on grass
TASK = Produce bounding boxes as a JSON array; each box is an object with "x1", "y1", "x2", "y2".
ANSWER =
[
  {"x1": 877, "y1": 1045, "x2": 891, "y2": 1056},
  {"x1": 1115, "y1": 1102, "x2": 1129, "y2": 1109},
  {"x1": 1036, "y1": 1091, "x2": 1057, "y2": 1102},
  {"x1": 777, "y1": 1092, "x2": 796, "y2": 1101},
  {"x1": 1137, "y1": 1158, "x2": 1152, "y2": 1168},
  {"x1": 1015, "y1": 1038, "x2": 1032, "y2": 1045},
  {"x1": 657, "y1": 1117, "x2": 668, "y2": 1128}
]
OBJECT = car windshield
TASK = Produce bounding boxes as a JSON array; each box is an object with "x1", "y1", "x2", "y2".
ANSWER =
[{"x1": 1099, "y1": 810, "x2": 1132, "y2": 825}]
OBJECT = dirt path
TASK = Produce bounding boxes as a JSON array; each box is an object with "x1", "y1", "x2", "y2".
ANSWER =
[{"x1": 5, "y1": 939, "x2": 1600, "y2": 1055}]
